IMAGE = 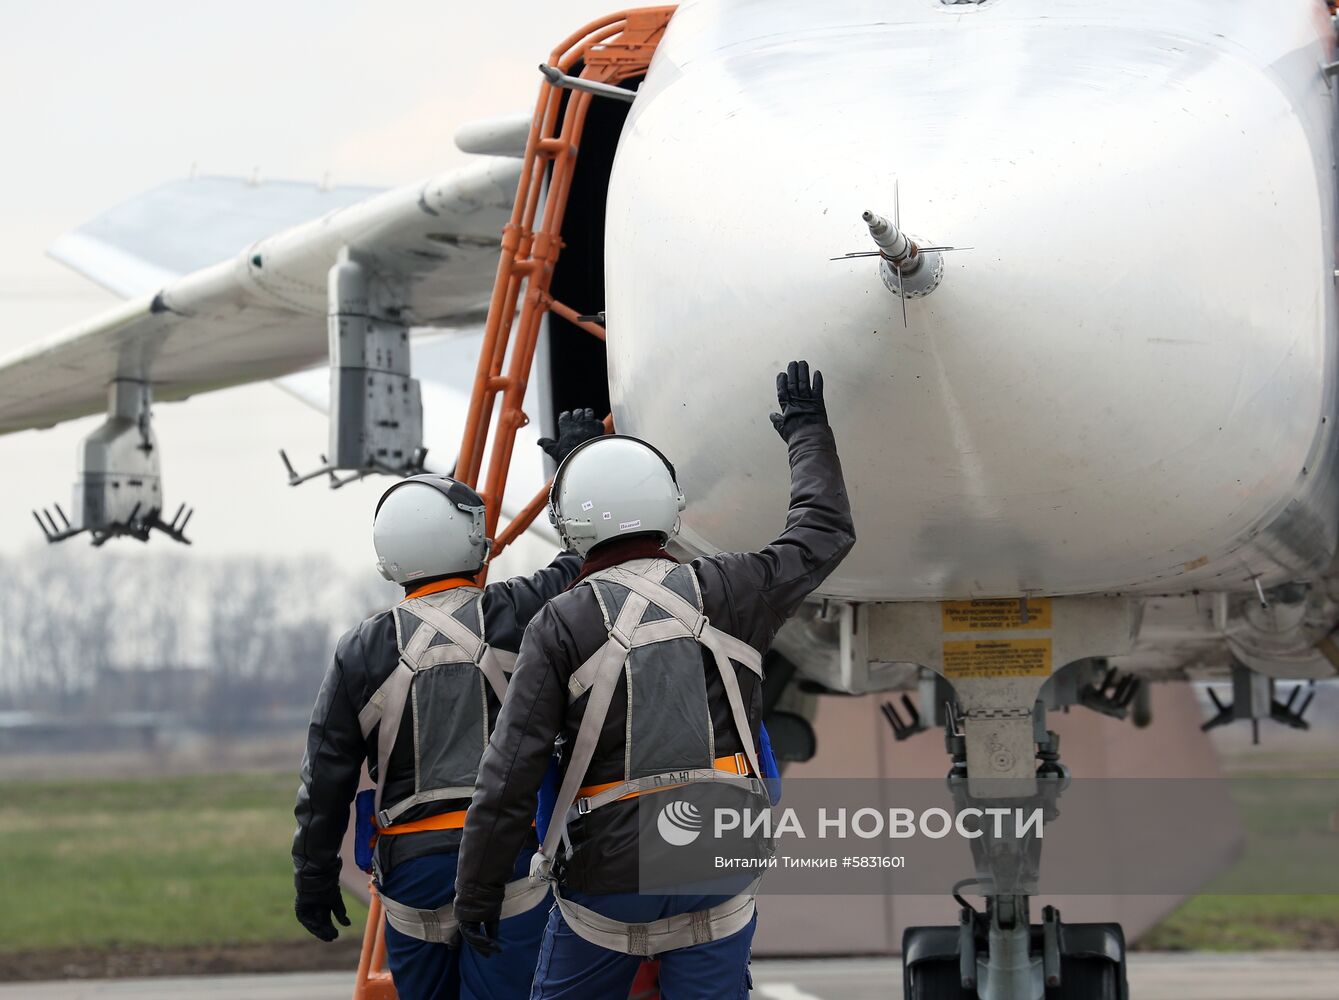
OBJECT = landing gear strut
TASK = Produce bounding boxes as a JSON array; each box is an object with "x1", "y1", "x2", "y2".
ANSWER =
[
  {"x1": 901, "y1": 705, "x2": 1129, "y2": 1000},
  {"x1": 280, "y1": 251, "x2": 427, "y2": 489},
  {"x1": 32, "y1": 379, "x2": 194, "y2": 546}
]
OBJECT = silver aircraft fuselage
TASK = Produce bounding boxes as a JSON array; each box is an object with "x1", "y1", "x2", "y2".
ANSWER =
[{"x1": 605, "y1": 0, "x2": 1339, "y2": 602}]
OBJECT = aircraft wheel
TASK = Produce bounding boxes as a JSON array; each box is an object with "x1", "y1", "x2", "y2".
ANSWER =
[
  {"x1": 1047, "y1": 956, "x2": 1123, "y2": 1000},
  {"x1": 905, "y1": 960, "x2": 974, "y2": 999}
]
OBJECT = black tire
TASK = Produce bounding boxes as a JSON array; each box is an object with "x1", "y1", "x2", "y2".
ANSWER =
[
  {"x1": 906, "y1": 959, "x2": 975, "y2": 1000},
  {"x1": 1048, "y1": 956, "x2": 1123, "y2": 1000}
]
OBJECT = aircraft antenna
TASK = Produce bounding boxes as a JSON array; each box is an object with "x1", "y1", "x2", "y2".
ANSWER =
[{"x1": 831, "y1": 183, "x2": 968, "y2": 326}]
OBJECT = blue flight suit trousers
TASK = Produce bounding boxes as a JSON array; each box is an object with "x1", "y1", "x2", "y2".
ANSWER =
[
  {"x1": 380, "y1": 849, "x2": 548, "y2": 1000},
  {"x1": 529, "y1": 891, "x2": 755, "y2": 1000}
]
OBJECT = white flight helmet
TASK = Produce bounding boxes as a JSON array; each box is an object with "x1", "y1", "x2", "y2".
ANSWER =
[
  {"x1": 373, "y1": 475, "x2": 490, "y2": 584},
  {"x1": 549, "y1": 435, "x2": 686, "y2": 557}
]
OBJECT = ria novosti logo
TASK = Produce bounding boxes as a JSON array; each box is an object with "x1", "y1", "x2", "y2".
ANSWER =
[
  {"x1": 656, "y1": 800, "x2": 703, "y2": 846},
  {"x1": 654, "y1": 802, "x2": 1046, "y2": 842}
]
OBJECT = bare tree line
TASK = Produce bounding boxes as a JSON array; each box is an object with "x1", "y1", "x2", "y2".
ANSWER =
[{"x1": 0, "y1": 547, "x2": 394, "y2": 725}]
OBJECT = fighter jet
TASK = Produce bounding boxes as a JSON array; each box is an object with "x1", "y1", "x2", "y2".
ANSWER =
[{"x1": 2, "y1": 2, "x2": 1335, "y2": 995}]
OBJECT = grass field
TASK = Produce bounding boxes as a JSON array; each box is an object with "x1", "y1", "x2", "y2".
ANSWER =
[
  {"x1": 1139, "y1": 761, "x2": 1339, "y2": 951},
  {"x1": 0, "y1": 771, "x2": 368, "y2": 954},
  {"x1": 0, "y1": 768, "x2": 1336, "y2": 965},
  {"x1": 1140, "y1": 894, "x2": 1339, "y2": 951}
]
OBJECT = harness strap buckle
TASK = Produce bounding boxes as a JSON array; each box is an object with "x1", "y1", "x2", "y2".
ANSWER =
[
  {"x1": 576, "y1": 797, "x2": 592, "y2": 816},
  {"x1": 693, "y1": 614, "x2": 709, "y2": 639},
  {"x1": 609, "y1": 625, "x2": 634, "y2": 650},
  {"x1": 627, "y1": 923, "x2": 651, "y2": 957}
]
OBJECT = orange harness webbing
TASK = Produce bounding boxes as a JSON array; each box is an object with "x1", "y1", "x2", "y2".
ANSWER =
[
  {"x1": 577, "y1": 752, "x2": 751, "y2": 804},
  {"x1": 376, "y1": 809, "x2": 468, "y2": 837},
  {"x1": 373, "y1": 809, "x2": 534, "y2": 842}
]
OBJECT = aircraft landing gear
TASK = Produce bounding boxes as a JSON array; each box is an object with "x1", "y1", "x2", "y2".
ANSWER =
[
  {"x1": 903, "y1": 900, "x2": 1127, "y2": 1000},
  {"x1": 901, "y1": 707, "x2": 1129, "y2": 1000}
]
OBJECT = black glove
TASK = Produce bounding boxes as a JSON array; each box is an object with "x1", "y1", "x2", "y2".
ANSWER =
[
  {"x1": 458, "y1": 919, "x2": 502, "y2": 958},
  {"x1": 295, "y1": 886, "x2": 351, "y2": 942},
  {"x1": 538, "y1": 408, "x2": 605, "y2": 464},
  {"x1": 769, "y1": 360, "x2": 827, "y2": 439}
]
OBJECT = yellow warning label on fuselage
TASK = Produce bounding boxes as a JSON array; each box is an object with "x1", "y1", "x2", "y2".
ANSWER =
[
  {"x1": 942, "y1": 639, "x2": 1052, "y2": 679},
  {"x1": 941, "y1": 598, "x2": 1052, "y2": 632}
]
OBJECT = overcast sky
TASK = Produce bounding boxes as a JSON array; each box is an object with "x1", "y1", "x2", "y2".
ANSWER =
[{"x1": 0, "y1": 1, "x2": 619, "y2": 572}]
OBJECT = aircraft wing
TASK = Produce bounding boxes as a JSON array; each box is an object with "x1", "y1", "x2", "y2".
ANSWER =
[{"x1": 0, "y1": 157, "x2": 521, "y2": 434}]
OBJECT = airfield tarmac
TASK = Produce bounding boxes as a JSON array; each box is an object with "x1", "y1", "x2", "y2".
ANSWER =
[{"x1": 4, "y1": 953, "x2": 1337, "y2": 1000}]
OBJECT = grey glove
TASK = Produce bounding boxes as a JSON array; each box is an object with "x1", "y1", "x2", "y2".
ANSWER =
[
  {"x1": 538, "y1": 408, "x2": 605, "y2": 464},
  {"x1": 769, "y1": 360, "x2": 827, "y2": 439},
  {"x1": 295, "y1": 886, "x2": 350, "y2": 942}
]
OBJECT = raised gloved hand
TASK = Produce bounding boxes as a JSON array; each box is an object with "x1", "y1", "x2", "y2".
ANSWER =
[
  {"x1": 458, "y1": 918, "x2": 503, "y2": 957},
  {"x1": 769, "y1": 360, "x2": 827, "y2": 439},
  {"x1": 538, "y1": 408, "x2": 605, "y2": 464},
  {"x1": 295, "y1": 886, "x2": 351, "y2": 942}
]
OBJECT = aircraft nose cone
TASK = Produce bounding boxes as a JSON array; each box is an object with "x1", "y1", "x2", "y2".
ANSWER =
[{"x1": 604, "y1": 3, "x2": 1329, "y2": 599}]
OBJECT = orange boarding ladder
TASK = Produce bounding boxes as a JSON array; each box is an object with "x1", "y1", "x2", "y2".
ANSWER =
[
  {"x1": 351, "y1": 10, "x2": 675, "y2": 1000},
  {"x1": 352, "y1": 883, "x2": 396, "y2": 1000},
  {"x1": 456, "y1": 6, "x2": 676, "y2": 576}
]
